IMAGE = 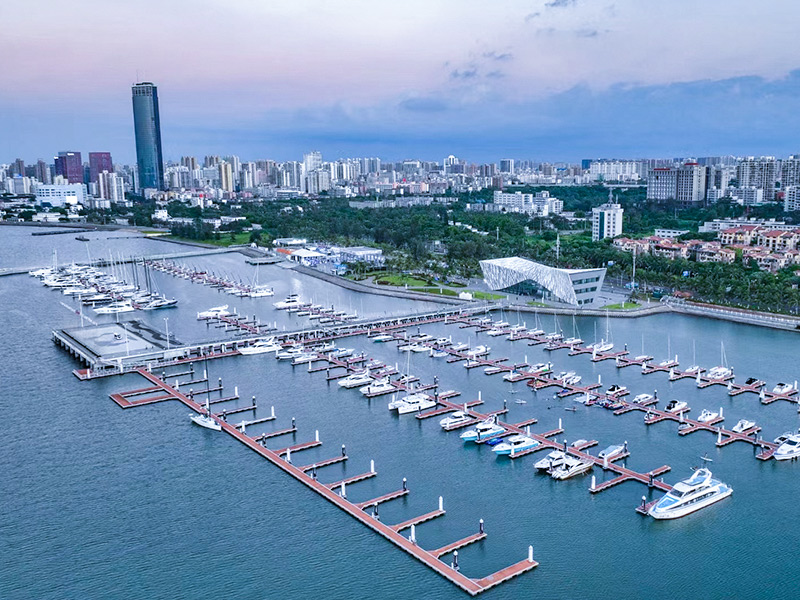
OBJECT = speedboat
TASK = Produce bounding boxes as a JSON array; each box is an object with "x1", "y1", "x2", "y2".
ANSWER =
[
  {"x1": 338, "y1": 371, "x2": 373, "y2": 388},
  {"x1": 197, "y1": 305, "x2": 230, "y2": 319},
  {"x1": 706, "y1": 366, "x2": 732, "y2": 380},
  {"x1": 239, "y1": 339, "x2": 281, "y2": 355},
  {"x1": 550, "y1": 456, "x2": 593, "y2": 480},
  {"x1": 774, "y1": 434, "x2": 800, "y2": 461},
  {"x1": 697, "y1": 409, "x2": 719, "y2": 423},
  {"x1": 439, "y1": 411, "x2": 472, "y2": 429},
  {"x1": 632, "y1": 393, "x2": 654, "y2": 404},
  {"x1": 606, "y1": 384, "x2": 627, "y2": 396},
  {"x1": 492, "y1": 435, "x2": 539, "y2": 455},
  {"x1": 534, "y1": 450, "x2": 567, "y2": 471},
  {"x1": 460, "y1": 417, "x2": 505, "y2": 443},
  {"x1": 665, "y1": 399, "x2": 688, "y2": 413},
  {"x1": 360, "y1": 380, "x2": 395, "y2": 396},
  {"x1": 731, "y1": 419, "x2": 756, "y2": 433},
  {"x1": 598, "y1": 444, "x2": 626, "y2": 460},
  {"x1": 773, "y1": 382, "x2": 794, "y2": 394},
  {"x1": 394, "y1": 394, "x2": 437, "y2": 414},
  {"x1": 648, "y1": 468, "x2": 732, "y2": 519}
]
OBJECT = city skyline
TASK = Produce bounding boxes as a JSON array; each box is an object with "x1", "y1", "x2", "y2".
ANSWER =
[{"x1": 2, "y1": 0, "x2": 800, "y2": 163}]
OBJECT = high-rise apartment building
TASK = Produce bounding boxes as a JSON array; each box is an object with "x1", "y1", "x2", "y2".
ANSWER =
[
  {"x1": 131, "y1": 82, "x2": 165, "y2": 190},
  {"x1": 592, "y1": 201, "x2": 624, "y2": 241},
  {"x1": 88, "y1": 152, "x2": 113, "y2": 184},
  {"x1": 780, "y1": 157, "x2": 800, "y2": 190},
  {"x1": 219, "y1": 161, "x2": 234, "y2": 192},
  {"x1": 499, "y1": 159, "x2": 515, "y2": 174},
  {"x1": 647, "y1": 167, "x2": 678, "y2": 201},
  {"x1": 34, "y1": 160, "x2": 52, "y2": 184},
  {"x1": 737, "y1": 158, "x2": 777, "y2": 201},
  {"x1": 54, "y1": 151, "x2": 83, "y2": 183},
  {"x1": 675, "y1": 162, "x2": 706, "y2": 205},
  {"x1": 303, "y1": 151, "x2": 323, "y2": 174},
  {"x1": 181, "y1": 156, "x2": 198, "y2": 171}
]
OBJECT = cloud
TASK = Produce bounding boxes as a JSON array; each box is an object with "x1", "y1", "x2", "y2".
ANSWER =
[
  {"x1": 482, "y1": 51, "x2": 513, "y2": 61},
  {"x1": 450, "y1": 68, "x2": 478, "y2": 80},
  {"x1": 524, "y1": 12, "x2": 541, "y2": 22},
  {"x1": 398, "y1": 96, "x2": 448, "y2": 112},
  {"x1": 575, "y1": 28, "x2": 600, "y2": 37},
  {"x1": 545, "y1": 0, "x2": 576, "y2": 8},
  {"x1": 485, "y1": 70, "x2": 506, "y2": 79}
]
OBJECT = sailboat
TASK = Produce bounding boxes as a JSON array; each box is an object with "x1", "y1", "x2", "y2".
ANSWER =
[
  {"x1": 563, "y1": 314, "x2": 583, "y2": 346},
  {"x1": 587, "y1": 312, "x2": 613, "y2": 353},
  {"x1": 191, "y1": 400, "x2": 221, "y2": 431},
  {"x1": 685, "y1": 340, "x2": 701, "y2": 374},
  {"x1": 706, "y1": 341, "x2": 732, "y2": 380}
]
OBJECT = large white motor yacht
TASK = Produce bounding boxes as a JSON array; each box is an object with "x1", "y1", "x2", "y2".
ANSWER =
[
  {"x1": 648, "y1": 468, "x2": 732, "y2": 519},
  {"x1": 774, "y1": 434, "x2": 800, "y2": 461}
]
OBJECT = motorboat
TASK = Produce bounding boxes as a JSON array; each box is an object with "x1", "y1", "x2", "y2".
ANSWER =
[
  {"x1": 360, "y1": 380, "x2": 395, "y2": 396},
  {"x1": 665, "y1": 400, "x2": 689, "y2": 413},
  {"x1": 248, "y1": 286, "x2": 274, "y2": 297},
  {"x1": 493, "y1": 320, "x2": 510, "y2": 327},
  {"x1": 685, "y1": 365, "x2": 701, "y2": 374},
  {"x1": 330, "y1": 348, "x2": 355, "y2": 358},
  {"x1": 398, "y1": 343, "x2": 417, "y2": 352},
  {"x1": 139, "y1": 297, "x2": 178, "y2": 310},
  {"x1": 632, "y1": 393, "x2": 654, "y2": 404},
  {"x1": 464, "y1": 359, "x2": 482, "y2": 368},
  {"x1": 492, "y1": 435, "x2": 539, "y2": 455},
  {"x1": 395, "y1": 394, "x2": 437, "y2": 414},
  {"x1": 486, "y1": 328, "x2": 506, "y2": 337},
  {"x1": 529, "y1": 328, "x2": 545, "y2": 336},
  {"x1": 430, "y1": 350, "x2": 449, "y2": 358},
  {"x1": 706, "y1": 366, "x2": 732, "y2": 380},
  {"x1": 534, "y1": 450, "x2": 567, "y2": 471},
  {"x1": 774, "y1": 428, "x2": 800, "y2": 445},
  {"x1": 410, "y1": 344, "x2": 429, "y2": 353},
  {"x1": 598, "y1": 444, "x2": 626, "y2": 460},
  {"x1": 412, "y1": 334, "x2": 434, "y2": 342},
  {"x1": 550, "y1": 456, "x2": 593, "y2": 480},
  {"x1": 465, "y1": 345, "x2": 490, "y2": 357},
  {"x1": 773, "y1": 382, "x2": 794, "y2": 394},
  {"x1": 731, "y1": 419, "x2": 756, "y2": 433},
  {"x1": 529, "y1": 363, "x2": 552, "y2": 375},
  {"x1": 439, "y1": 411, "x2": 472, "y2": 429},
  {"x1": 544, "y1": 331, "x2": 563, "y2": 341},
  {"x1": 502, "y1": 371, "x2": 520, "y2": 382},
  {"x1": 291, "y1": 352, "x2": 318, "y2": 365},
  {"x1": 276, "y1": 347, "x2": 306, "y2": 360},
  {"x1": 606, "y1": 384, "x2": 627, "y2": 396},
  {"x1": 460, "y1": 417, "x2": 505, "y2": 443},
  {"x1": 774, "y1": 434, "x2": 800, "y2": 461},
  {"x1": 648, "y1": 468, "x2": 732, "y2": 519},
  {"x1": 371, "y1": 333, "x2": 395, "y2": 343},
  {"x1": 238, "y1": 339, "x2": 281, "y2": 355},
  {"x1": 273, "y1": 296, "x2": 303, "y2": 309},
  {"x1": 450, "y1": 342, "x2": 469, "y2": 352},
  {"x1": 197, "y1": 305, "x2": 230, "y2": 319},
  {"x1": 434, "y1": 337, "x2": 451, "y2": 346},
  {"x1": 697, "y1": 409, "x2": 720, "y2": 423},
  {"x1": 564, "y1": 374, "x2": 582, "y2": 385},
  {"x1": 338, "y1": 371, "x2": 373, "y2": 388},
  {"x1": 94, "y1": 301, "x2": 135, "y2": 314},
  {"x1": 634, "y1": 354, "x2": 650, "y2": 362}
]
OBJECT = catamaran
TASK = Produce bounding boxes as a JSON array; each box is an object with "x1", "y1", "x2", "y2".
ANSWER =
[{"x1": 648, "y1": 468, "x2": 732, "y2": 519}]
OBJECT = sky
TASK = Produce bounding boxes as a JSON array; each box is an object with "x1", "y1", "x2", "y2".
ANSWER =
[{"x1": 2, "y1": 0, "x2": 800, "y2": 165}]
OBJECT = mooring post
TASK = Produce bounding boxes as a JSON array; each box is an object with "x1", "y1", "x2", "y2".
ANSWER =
[
  {"x1": 370, "y1": 459, "x2": 375, "y2": 474},
  {"x1": 591, "y1": 475, "x2": 596, "y2": 491},
  {"x1": 271, "y1": 406, "x2": 275, "y2": 419},
  {"x1": 528, "y1": 546, "x2": 534, "y2": 563},
  {"x1": 342, "y1": 444, "x2": 346, "y2": 457},
  {"x1": 479, "y1": 518, "x2": 484, "y2": 534},
  {"x1": 402, "y1": 477, "x2": 407, "y2": 491},
  {"x1": 292, "y1": 417, "x2": 296, "y2": 429},
  {"x1": 410, "y1": 524, "x2": 416, "y2": 544},
  {"x1": 452, "y1": 551, "x2": 459, "y2": 571},
  {"x1": 439, "y1": 496, "x2": 444, "y2": 512},
  {"x1": 286, "y1": 447, "x2": 291, "y2": 463},
  {"x1": 340, "y1": 481, "x2": 346, "y2": 499}
]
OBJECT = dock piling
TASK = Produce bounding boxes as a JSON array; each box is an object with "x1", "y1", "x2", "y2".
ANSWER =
[
  {"x1": 558, "y1": 418, "x2": 562, "y2": 429},
  {"x1": 340, "y1": 481, "x2": 346, "y2": 499},
  {"x1": 315, "y1": 430, "x2": 320, "y2": 443},
  {"x1": 286, "y1": 447, "x2": 291, "y2": 463},
  {"x1": 370, "y1": 459, "x2": 375, "y2": 474},
  {"x1": 342, "y1": 444, "x2": 346, "y2": 457},
  {"x1": 479, "y1": 519, "x2": 484, "y2": 534},
  {"x1": 452, "y1": 551, "x2": 459, "y2": 572},
  {"x1": 271, "y1": 406, "x2": 275, "y2": 419},
  {"x1": 528, "y1": 546, "x2": 534, "y2": 563},
  {"x1": 402, "y1": 477, "x2": 407, "y2": 491},
  {"x1": 410, "y1": 524, "x2": 416, "y2": 544},
  {"x1": 439, "y1": 496, "x2": 444, "y2": 512}
]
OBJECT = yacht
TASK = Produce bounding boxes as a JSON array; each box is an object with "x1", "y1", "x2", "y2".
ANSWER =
[
  {"x1": 502, "y1": 370, "x2": 520, "y2": 382},
  {"x1": 550, "y1": 456, "x2": 594, "y2": 480},
  {"x1": 439, "y1": 411, "x2": 472, "y2": 429},
  {"x1": 606, "y1": 384, "x2": 627, "y2": 396},
  {"x1": 460, "y1": 417, "x2": 505, "y2": 443},
  {"x1": 706, "y1": 366, "x2": 732, "y2": 380},
  {"x1": 534, "y1": 450, "x2": 568, "y2": 471},
  {"x1": 450, "y1": 342, "x2": 469, "y2": 352},
  {"x1": 338, "y1": 371, "x2": 373, "y2": 388},
  {"x1": 731, "y1": 418, "x2": 756, "y2": 433},
  {"x1": 139, "y1": 297, "x2": 178, "y2": 310},
  {"x1": 412, "y1": 334, "x2": 434, "y2": 342},
  {"x1": 394, "y1": 394, "x2": 437, "y2": 415},
  {"x1": 529, "y1": 328, "x2": 545, "y2": 336},
  {"x1": 529, "y1": 362, "x2": 552, "y2": 375},
  {"x1": 774, "y1": 434, "x2": 800, "y2": 461},
  {"x1": 564, "y1": 374, "x2": 582, "y2": 385},
  {"x1": 94, "y1": 301, "x2": 135, "y2": 314},
  {"x1": 276, "y1": 347, "x2": 306, "y2": 360},
  {"x1": 410, "y1": 344, "x2": 430, "y2": 353},
  {"x1": 563, "y1": 336, "x2": 583, "y2": 346},
  {"x1": 434, "y1": 337, "x2": 452, "y2": 346},
  {"x1": 330, "y1": 348, "x2": 355, "y2": 358},
  {"x1": 773, "y1": 382, "x2": 794, "y2": 394},
  {"x1": 774, "y1": 428, "x2": 800, "y2": 445},
  {"x1": 239, "y1": 339, "x2": 281, "y2": 355},
  {"x1": 430, "y1": 349, "x2": 449, "y2": 358},
  {"x1": 398, "y1": 343, "x2": 417, "y2": 352},
  {"x1": 665, "y1": 399, "x2": 689, "y2": 413},
  {"x1": 486, "y1": 329, "x2": 506, "y2": 337},
  {"x1": 685, "y1": 365, "x2": 701, "y2": 374},
  {"x1": 598, "y1": 444, "x2": 626, "y2": 460},
  {"x1": 588, "y1": 340, "x2": 613, "y2": 353},
  {"x1": 360, "y1": 380, "x2": 395, "y2": 396},
  {"x1": 632, "y1": 393, "x2": 654, "y2": 404},
  {"x1": 648, "y1": 468, "x2": 732, "y2": 519},
  {"x1": 492, "y1": 435, "x2": 539, "y2": 456},
  {"x1": 190, "y1": 402, "x2": 221, "y2": 431},
  {"x1": 697, "y1": 409, "x2": 720, "y2": 423},
  {"x1": 464, "y1": 359, "x2": 482, "y2": 368},
  {"x1": 248, "y1": 286, "x2": 275, "y2": 297},
  {"x1": 197, "y1": 305, "x2": 230, "y2": 319},
  {"x1": 465, "y1": 345, "x2": 490, "y2": 357},
  {"x1": 291, "y1": 352, "x2": 318, "y2": 365},
  {"x1": 273, "y1": 296, "x2": 303, "y2": 309}
]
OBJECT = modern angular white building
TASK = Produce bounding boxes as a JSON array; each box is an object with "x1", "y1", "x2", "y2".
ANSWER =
[{"x1": 480, "y1": 257, "x2": 606, "y2": 307}]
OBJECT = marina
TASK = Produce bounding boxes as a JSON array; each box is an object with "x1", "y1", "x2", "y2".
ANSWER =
[{"x1": 6, "y1": 228, "x2": 800, "y2": 600}]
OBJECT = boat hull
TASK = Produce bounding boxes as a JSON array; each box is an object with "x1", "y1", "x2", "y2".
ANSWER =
[{"x1": 649, "y1": 486, "x2": 732, "y2": 519}]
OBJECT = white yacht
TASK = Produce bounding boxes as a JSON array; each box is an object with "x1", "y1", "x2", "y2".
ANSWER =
[
  {"x1": 197, "y1": 305, "x2": 230, "y2": 319},
  {"x1": 648, "y1": 468, "x2": 732, "y2": 519},
  {"x1": 94, "y1": 301, "x2": 135, "y2": 314},
  {"x1": 563, "y1": 336, "x2": 583, "y2": 346},
  {"x1": 550, "y1": 456, "x2": 593, "y2": 480},
  {"x1": 774, "y1": 434, "x2": 800, "y2": 461},
  {"x1": 697, "y1": 409, "x2": 720, "y2": 423},
  {"x1": 632, "y1": 393, "x2": 654, "y2": 404},
  {"x1": 460, "y1": 417, "x2": 505, "y2": 443},
  {"x1": 486, "y1": 329, "x2": 506, "y2": 337},
  {"x1": 439, "y1": 411, "x2": 472, "y2": 429},
  {"x1": 434, "y1": 337, "x2": 451, "y2": 346},
  {"x1": 360, "y1": 380, "x2": 395, "y2": 396},
  {"x1": 685, "y1": 365, "x2": 702, "y2": 374},
  {"x1": 773, "y1": 382, "x2": 794, "y2": 394},
  {"x1": 731, "y1": 419, "x2": 756, "y2": 433},
  {"x1": 492, "y1": 435, "x2": 539, "y2": 456},
  {"x1": 529, "y1": 362, "x2": 551, "y2": 375},
  {"x1": 450, "y1": 342, "x2": 469, "y2": 352},
  {"x1": 248, "y1": 286, "x2": 275, "y2": 297},
  {"x1": 465, "y1": 345, "x2": 490, "y2": 357},
  {"x1": 291, "y1": 352, "x2": 318, "y2": 365},
  {"x1": 606, "y1": 384, "x2": 627, "y2": 396},
  {"x1": 273, "y1": 296, "x2": 303, "y2": 309},
  {"x1": 706, "y1": 366, "x2": 732, "y2": 380},
  {"x1": 238, "y1": 339, "x2": 281, "y2": 355},
  {"x1": 393, "y1": 394, "x2": 437, "y2": 414},
  {"x1": 598, "y1": 444, "x2": 626, "y2": 460},
  {"x1": 430, "y1": 349, "x2": 449, "y2": 358},
  {"x1": 534, "y1": 450, "x2": 568, "y2": 471},
  {"x1": 371, "y1": 333, "x2": 395, "y2": 343},
  {"x1": 665, "y1": 399, "x2": 689, "y2": 413},
  {"x1": 276, "y1": 347, "x2": 306, "y2": 360},
  {"x1": 338, "y1": 371, "x2": 373, "y2": 388},
  {"x1": 564, "y1": 374, "x2": 582, "y2": 385}
]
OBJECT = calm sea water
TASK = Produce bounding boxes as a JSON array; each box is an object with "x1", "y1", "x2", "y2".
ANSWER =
[{"x1": 2, "y1": 226, "x2": 799, "y2": 600}]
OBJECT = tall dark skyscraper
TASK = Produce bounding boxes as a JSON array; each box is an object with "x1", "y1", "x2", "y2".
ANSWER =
[
  {"x1": 54, "y1": 151, "x2": 83, "y2": 183},
  {"x1": 89, "y1": 152, "x2": 114, "y2": 183},
  {"x1": 131, "y1": 82, "x2": 164, "y2": 190}
]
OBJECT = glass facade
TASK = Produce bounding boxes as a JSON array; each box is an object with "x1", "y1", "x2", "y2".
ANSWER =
[{"x1": 132, "y1": 82, "x2": 164, "y2": 190}]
